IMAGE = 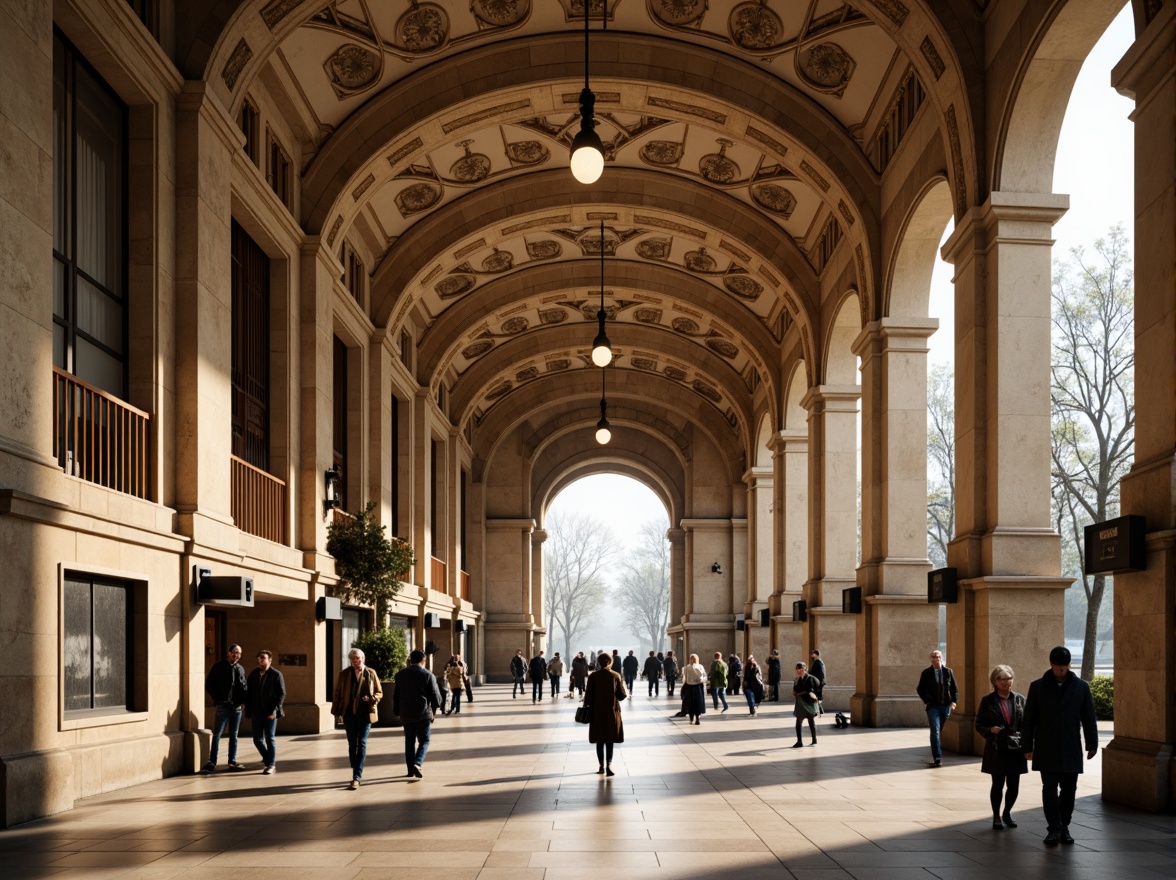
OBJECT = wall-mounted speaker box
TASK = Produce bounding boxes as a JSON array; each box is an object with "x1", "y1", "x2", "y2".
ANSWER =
[
  {"x1": 842, "y1": 587, "x2": 862, "y2": 614},
  {"x1": 792, "y1": 600, "x2": 807, "y2": 622},
  {"x1": 454, "y1": 619, "x2": 467, "y2": 633},
  {"x1": 1084, "y1": 515, "x2": 1147, "y2": 574},
  {"x1": 198, "y1": 575, "x2": 254, "y2": 607},
  {"x1": 423, "y1": 612, "x2": 441, "y2": 628},
  {"x1": 927, "y1": 568, "x2": 959, "y2": 603},
  {"x1": 316, "y1": 596, "x2": 342, "y2": 621},
  {"x1": 735, "y1": 615, "x2": 745, "y2": 631},
  {"x1": 759, "y1": 608, "x2": 771, "y2": 627}
]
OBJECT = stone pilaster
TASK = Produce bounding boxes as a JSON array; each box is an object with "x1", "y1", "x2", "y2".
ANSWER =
[
  {"x1": 769, "y1": 430, "x2": 808, "y2": 663},
  {"x1": 852, "y1": 319, "x2": 939, "y2": 726},
  {"x1": 800, "y1": 385, "x2": 860, "y2": 711},
  {"x1": 482, "y1": 518, "x2": 536, "y2": 680},
  {"x1": 939, "y1": 192, "x2": 1070, "y2": 753},
  {"x1": 1103, "y1": 3, "x2": 1176, "y2": 811}
]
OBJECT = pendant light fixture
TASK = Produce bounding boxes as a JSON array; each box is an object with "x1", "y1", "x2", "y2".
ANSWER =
[
  {"x1": 590, "y1": 221, "x2": 612, "y2": 367},
  {"x1": 595, "y1": 365, "x2": 612, "y2": 445},
  {"x1": 570, "y1": 0, "x2": 606, "y2": 184}
]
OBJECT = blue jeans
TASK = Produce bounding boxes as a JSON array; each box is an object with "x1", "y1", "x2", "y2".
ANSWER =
[
  {"x1": 450, "y1": 688, "x2": 462, "y2": 714},
  {"x1": 342, "y1": 712, "x2": 372, "y2": 779},
  {"x1": 712, "y1": 686, "x2": 728, "y2": 710},
  {"x1": 744, "y1": 688, "x2": 757, "y2": 711},
  {"x1": 550, "y1": 675, "x2": 561, "y2": 698},
  {"x1": 513, "y1": 676, "x2": 525, "y2": 697},
  {"x1": 403, "y1": 719, "x2": 432, "y2": 771},
  {"x1": 251, "y1": 715, "x2": 277, "y2": 766},
  {"x1": 926, "y1": 705, "x2": 951, "y2": 760},
  {"x1": 532, "y1": 679, "x2": 543, "y2": 701},
  {"x1": 210, "y1": 702, "x2": 242, "y2": 766}
]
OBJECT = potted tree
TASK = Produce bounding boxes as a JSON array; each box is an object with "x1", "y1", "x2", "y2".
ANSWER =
[{"x1": 327, "y1": 501, "x2": 415, "y2": 726}]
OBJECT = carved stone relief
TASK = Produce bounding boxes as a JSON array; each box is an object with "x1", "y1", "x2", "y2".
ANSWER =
[
  {"x1": 526, "y1": 239, "x2": 562, "y2": 260},
  {"x1": 636, "y1": 237, "x2": 672, "y2": 261},
  {"x1": 450, "y1": 140, "x2": 492, "y2": 182},
  {"x1": 462, "y1": 340, "x2": 494, "y2": 359},
  {"x1": 325, "y1": 43, "x2": 382, "y2": 98},
  {"x1": 796, "y1": 42, "x2": 855, "y2": 97},
  {"x1": 436, "y1": 275, "x2": 475, "y2": 299},
  {"x1": 539, "y1": 308, "x2": 569, "y2": 324},
  {"x1": 396, "y1": 183, "x2": 442, "y2": 216},
  {"x1": 706, "y1": 338, "x2": 739, "y2": 358},
  {"x1": 650, "y1": 0, "x2": 708, "y2": 28},
  {"x1": 728, "y1": 1, "x2": 783, "y2": 51},
  {"x1": 501, "y1": 316, "x2": 530, "y2": 334},
  {"x1": 397, "y1": 1, "x2": 450, "y2": 53},
  {"x1": 640, "y1": 140, "x2": 685, "y2": 166},
  {"x1": 722, "y1": 275, "x2": 763, "y2": 300},
  {"x1": 634, "y1": 308, "x2": 663, "y2": 324},
  {"x1": 750, "y1": 183, "x2": 796, "y2": 217},
  {"x1": 471, "y1": 0, "x2": 532, "y2": 29},
  {"x1": 506, "y1": 140, "x2": 549, "y2": 166}
]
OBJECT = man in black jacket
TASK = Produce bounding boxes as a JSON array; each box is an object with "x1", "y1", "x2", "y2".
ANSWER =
[
  {"x1": 621, "y1": 650, "x2": 639, "y2": 693},
  {"x1": 203, "y1": 644, "x2": 248, "y2": 773},
  {"x1": 244, "y1": 650, "x2": 285, "y2": 775},
  {"x1": 642, "y1": 651, "x2": 662, "y2": 697},
  {"x1": 529, "y1": 650, "x2": 548, "y2": 703},
  {"x1": 916, "y1": 650, "x2": 958, "y2": 767},
  {"x1": 662, "y1": 651, "x2": 679, "y2": 698},
  {"x1": 393, "y1": 649, "x2": 442, "y2": 778},
  {"x1": 1023, "y1": 645, "x2": 1098, "y2": 846},
  {"x1": 809, "y1": 649, "x2": 826, "y2": 715},
  {"x1": 767, "y1": 650, "x2": 783, "y2": 701},
  {"x1": 510, "y1": 649, "x2": 526, "y2": 698}
]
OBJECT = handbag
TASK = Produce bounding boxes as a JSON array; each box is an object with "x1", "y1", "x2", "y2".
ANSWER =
[
  {"x1": 575, "y1": 703, "x2": 590, "y2": 724},
  {"x1": 1003, "y1": 730, "x2": 1023, "y2": 751}
]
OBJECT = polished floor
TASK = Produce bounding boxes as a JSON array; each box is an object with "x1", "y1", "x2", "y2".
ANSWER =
[{"x1": 1, "y1": 685, "x2": 1172, "y2": 879}]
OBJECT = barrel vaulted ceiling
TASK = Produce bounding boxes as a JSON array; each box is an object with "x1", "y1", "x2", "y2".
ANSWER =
[{"x1": 205, "y1": 0, "x2": 974, "y2": 461}]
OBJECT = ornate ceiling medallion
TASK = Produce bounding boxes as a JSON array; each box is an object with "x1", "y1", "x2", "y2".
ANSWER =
[
  {"x1": 462, "y1": 340, "x2": 494, "y2": 359},
  {"x1": 634, "y1": 308, "x2": 663, "y2": 324},
  {"x1": 506, "y1": 140, "x2": 549, "y2": 166},
  {"x1": 663, "y1": 366, "x2": 687, "y2": 381},
  {"x1": 640, "y1": 139, "x2": 685, "y2": 167},
  {"x1": 750, "y1": 183, "x2": 796, "y2": 217},
  {"x1": 485, "y1": 380, "x2": 512, "y2": 401},
  {"x1": 797, "y1": 42, "x2": 856, "y2": 97},
  {"x1": 501, "y1": 316, "x2": 530, "y2": 334},
  {"x1": 516, "y1": 366, "x2": 540, "y2": 381},
  {"x1": 723, "y1": 275, "x2": 763, "y2": 299},
  {"x1": 649, "y1": 0, "x2": 708, "y2": 28},
  {"x1": 706, "y1": 337, "x2": 739, "y2": 358},
  {"x1": 526, "y1": 239, "x2": 562, "y2": 260},
  {"x1": 692, "y1": 380, "x2": 722, "y2": 401},
  {"x1": 539, "y1": 308, "x2": 569, "y2": 324},
  {"x1": 683, "y1": 247, "x2": 718, "y2": 273},
  {"x1": 636, "y1": 237, "x2": 672, "y2": 261},
  {"x1": 471, "y1": 0, "x2": 532, "y2": 29},
  {"x1": 672, "y1": 317, "x2": 701, "y2": 334},
  {"x1": 481, "y1": 248, "x2": 514, "y2": 273},
  {"x1": 699, "y1": 138, "x2": 740, "y2": 183},
  {"x1": 436, "y1": 275, "x2": 475, "y2": 299},
  {"x1": 324, "y1": 43, "x2": 382, "y2": 98},
  {"x1": 546, "y1": 358, "x2": 571, "y2": 371},
  {"x1": 728, "y1": 0, "x2": 783, "y2": 51},
  {"x1": 396, "y1": 183, "x2": 442, "y2": 216},
  {"x1": 450, "y1": 140, "x2": 492, "y2": 182},
  {"x1": 396, "y1": 1, "x2": 449, "y2": 54}
]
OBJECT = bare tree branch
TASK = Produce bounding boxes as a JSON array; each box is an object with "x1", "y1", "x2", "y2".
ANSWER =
[
  {"x1": 613, "y1": 517, "x2": 672, "y2": 652},
  {"x1": 543, "y1": 510, "x2": 617, "y2": 658}
]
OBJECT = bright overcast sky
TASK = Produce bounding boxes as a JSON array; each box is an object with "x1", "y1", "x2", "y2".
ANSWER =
[{"x1": 553, "y1": 6, "x2": 1136, "y2": 555}]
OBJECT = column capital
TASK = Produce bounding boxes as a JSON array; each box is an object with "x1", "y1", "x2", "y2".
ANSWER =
[
  {"x1": 770, "y1": 429, "x2": 807, "y2": 454},
  {"x1": 800, "y1": 384, "x2": 860, "y2": 414},
  {"x1": 666, "y1": 527, "x2": 686, "y2": 544},
  {"x1": 851, "y1": 318, "x2": 939, "y2": 357},
  {"x1": 1112, "y1": 3, "x2": 1174, "y2": 99},
  {"x1": 531, "y1": 528, "x2": 548, "y2": 544},
  {"x1": 742, "y1": 465, "x2": 773, "y2": 487},
  {"x1": 941, "y1": 191, "x2": 1069, "y2": 265},
  {"x1": 177, "y1": 81, "x2": 244, "y2": 153}
]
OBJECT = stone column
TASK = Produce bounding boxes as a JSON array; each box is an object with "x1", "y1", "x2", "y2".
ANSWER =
[
  {"x1": 940, "y1": 192, "x2": 1071, "y2": 754},
  {"x1": 667, "y1": 527, "x2": 686, "y2": 649},
  {"x1": 482, "y1": 518, "x2": 536, "y2": 680},
  {"x1": 770, "y1": 430, "x2": 807, "y2": 665},
  {"x1": 743, "y1": 466, "x2": 772, "y2": 660},
  {"x1": 852, "y1": 319, "x2": 939, "y2": 726},
  {"x1": 412, "y1": 388, "x2": 432, "y2": 590},
  {"x1": 800, "y1": 386, "x2": 859, "y2": 710},
  {"x1": 1103, "y1": 4, "x2": 1176, "y2": 811},
  {"x1": 531, "y1": 527, "x2": 547, "y2": 652}
]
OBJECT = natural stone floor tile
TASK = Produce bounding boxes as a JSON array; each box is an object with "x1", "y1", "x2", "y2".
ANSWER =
[{"x1": 0, "y1": 689, "x2": 1170, "y2": 880}]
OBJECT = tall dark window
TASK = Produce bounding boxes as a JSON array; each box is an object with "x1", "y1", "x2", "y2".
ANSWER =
[
  {"x1": 430, "y1": 439, "x2": 440, "y2": 559},
  {"x1": 333, "y1": 337, "x2": 348, "y2": 511},
  {"x1": 391, "y1": 395, "x2": 400, "y2": 537},
  {"x1": 64, "y1": 573, "x2": 132, "y2": 713},
  {"x1": 460, "y1": 468, "x2": 467, "y2": 571},
  {"x1": 230, "y1": 221, "x2": 270, "y2": 470},
  {"x1": 53, "y1": 31, "x2": 128, "y2": 399}
]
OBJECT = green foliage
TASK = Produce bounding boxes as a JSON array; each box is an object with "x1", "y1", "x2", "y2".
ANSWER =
[
  {"x1": 326, "y1": 501, "x2": 414, "y2": 618},
  {"x1": 351, "y1": 626, "x2": 408, "y2": 682},
  {"x1": 1090, "y1": 674, "x2": 1114, "y2": 720}
]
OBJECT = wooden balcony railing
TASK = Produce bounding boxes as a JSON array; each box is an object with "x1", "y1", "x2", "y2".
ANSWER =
[
  {"x1": 430, "y1": 556, "x2": 447, "y2": 594},
  {"x1": 52, "y1": 367, "x2": 150, "y2": 499},
  {"x1": 460, "y1": 570, "x2": 471, "y2": 602},
  {"x1": 230, "y1": 454, "x2": 286, "y2": 544}
]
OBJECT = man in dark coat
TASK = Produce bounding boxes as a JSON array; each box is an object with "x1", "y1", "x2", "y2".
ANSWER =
[
  {"x1": 1022, "y1": 645, "x2": 1098, "y2": 846},
  {"x1": 809, "y1": 649, "x2": 826, "y2": 714},
  {"x1": 203, "y1": 644, "x2": 248, "y2": 773},
  {"x1": 529, "y1": 650, "x2": 548, "y2": 703},
  {"x1": 767, "y1": 650, "x2": 783, "y2": 701},
  {"x1": 392, "y1": 649, "x2": 442, "y2": 778},
  {"x1": 662, "y1": 651, "x2": 679, "y2": 698},
  {"x1": 642, "y1": 651, "x2": 662, "y2": 697},
  {"x1": 510, "y1": 649, "x2": 527, "y2": 698},
  {"x1": 621, "y1": 650, "x2": 639, "y2": 693},
  {"x1": 916, "y1": 650, "x2": 958, "y2": 767},
  {"x1": 244, "y1": 649, "x2": 285, "y2": 775},
  {"x1": 570, "y1": 651, "x2": 589, "y2": 697}
]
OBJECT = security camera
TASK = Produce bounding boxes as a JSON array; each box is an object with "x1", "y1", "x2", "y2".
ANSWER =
[{"x1": 711, "y1": 561, "x2": 722, "y2": 574}]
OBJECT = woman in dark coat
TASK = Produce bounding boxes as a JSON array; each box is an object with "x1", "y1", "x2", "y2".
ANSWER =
[
  {"x1": 743, "y1": 656, "x2": 764, "y2": 715},
  {"x1": 728, "y1": 654, "x2": 742, "y2": 695},
  {"x1": 975, "y1": 664, "x2": 1028, "y2": 829},
  {"x1": 585, "y1": 652, "x2": 627, "y2": 776}
]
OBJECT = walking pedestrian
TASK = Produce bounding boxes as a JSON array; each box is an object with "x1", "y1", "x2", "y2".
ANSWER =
[
  {"x1": 570, "y1": 651, "x2": 589, "y2": 698},
  {"x1": 202, "y1": 644, "x2": 248, "y2": 773},
  {"x1": 809, "y1": 649, "x2": 826, "y2": 715},
  {"x1": 548, "y1": 652, "x2": 565, "y2": 699},
  {"x1": 663, "y1": 651, "x2": 679, "y2": 698},
  {"x1": 622, "y1": 650, "x2": 639, "y2": 692},
  {"x1": 681, "y1": 653, "x2": 708, "y2": 725},
  {"x1": 642, "y1": 651, "x2": 662, "y2": 697},
  {"x1": 1023, "y1": 646, "x2": 1098, "y2": 846},
  {"x1": 443, "y1": 654, "x2": 466, "y2": 715},
  {"x1": 791, "y1": 662, "x2": 820, "y2": 747},
  {"x1": 585, "y1": 652, "x2": 627, "y2": 776},
  {"x1": 767, "y1": 650, "x2": 782, "y2": 702},
  {"x1": 728, "y1": 653, "x2": 743, "y2": 695},
  {"x1": 529, "y1": 650, "x2": 548, "y2": 703},
  {"x1": 976, "y1": 665, "x2": 1028, "y2": 830},
  {"x1": 393, "y1": 649, "x2": 443, "y2": 779},
  {"x1": 510, "y1": 649, "x2": 527, "y2": 698},
  {"x1": 244, "y1": 649, "x2": 285, "y2": 774},
  {"x1": 743, "y1": 655, "x2": 764, "y2": 715},
  {"x1": 916, "y1": 649, "x2": 958, "y2": 767},
  {"x1": 331, "y1": 648, "x2": 382, "y2": 789},
  {"x1": 709, "y1": 652, "x2": 729, "y2": 713}
]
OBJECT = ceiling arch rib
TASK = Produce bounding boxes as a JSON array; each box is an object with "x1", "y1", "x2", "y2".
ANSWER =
[
  {"x1": 371, "y1": 168, "x2": 823, "y2": 332},
  {"x1": 417, "y1": 259, "x2": 783, "y2": 393},
  {"x1": 534, "y1": 454, "x2": 684, "y2": 528},
  {"x1": 447, "y1": 323, "x2": 756, "y2": 435}
]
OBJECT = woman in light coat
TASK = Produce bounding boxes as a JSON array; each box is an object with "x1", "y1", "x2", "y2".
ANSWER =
[
  {"x1": 681, "y1": 654, "x2": 708, "y2": 725},
  {"x1": 444, "y1": 654, "x2": 467, "y2": 715},
  {"x1": 585, "y1": 652, "x2": 627, "y2": 776}
]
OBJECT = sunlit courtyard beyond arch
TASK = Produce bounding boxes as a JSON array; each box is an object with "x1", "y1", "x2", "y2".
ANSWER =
[{"x1": 2, "y1": 686, "x2": 1169, "y2": 880}]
